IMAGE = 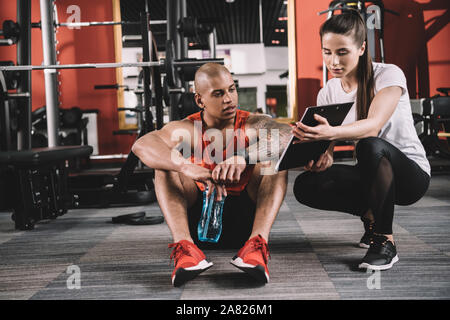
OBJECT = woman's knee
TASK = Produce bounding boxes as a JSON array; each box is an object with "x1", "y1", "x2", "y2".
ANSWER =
[
  {"x1": 293, "y1": 171, "x2": 316, "y2": 204},
  {"x1": 356, "y1": 137, "x2": 384, "y2": 158},
  {"x1": 356, "y1": 137, "x2": 392, "y2": 167}
]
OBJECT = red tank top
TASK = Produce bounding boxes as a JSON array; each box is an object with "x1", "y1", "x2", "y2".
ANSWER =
[{"x1": 187, "y1": 109, "x2": 255, "y2": 196}]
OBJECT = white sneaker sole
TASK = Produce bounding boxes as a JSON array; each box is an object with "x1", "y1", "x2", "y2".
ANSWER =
[
  {"x1": 230, "y1": 257, "x2": 269, "y2": 283},
  {"x1": 358, "y1": 255, "x2": 399, "y2": 271},
  {"x1": 359, "y1": 242, "x2": 370, "y2": 249},
  {"x1": 172, "y1": 259, "x2": 213, "y2": 287}
]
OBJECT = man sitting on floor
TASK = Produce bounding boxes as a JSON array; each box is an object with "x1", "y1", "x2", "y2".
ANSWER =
[{"x1": 132, "y1": 63, "x2": 292, "y2": 287}]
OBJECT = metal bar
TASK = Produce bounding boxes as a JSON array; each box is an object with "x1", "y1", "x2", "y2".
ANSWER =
[
  {"x1": 168, "y1": 88, "x2": 185, "y2": 94},
  {"x1": 0, "y1": 39, "x2": 14, "y2": 45},
  {"x1": 180, "y1": 0, "x2": 188, "y2": 60},
  {"x1": 209, "y1": 27, "x2": 217, "y2": 58},
  {"x1": 17, "y1": 0, "x2": 32, "y2": 150},
  {"x1": 141, "y1": 12, "x2": 155, "y2": 134},
  {"x1": 259, "y1": 0, "x2": 263, "y2": 43},
  {"x1": 152, "y1": 45, "x2": 164, "y2": 130},
  {"x1": 168, "y1": 0, "x2": 182, "y2": 121},
  {"x1": 40, "y1": 0, "x2": 59, "y2": 147},
  {"x1": 0, "y1": 61, "x2": 162, "y2": 71},
  {"x1": 122, "y1": 35, "x2": 142, "y2": 42},
  {"x1": 167, "y1": 0, "x2": 181, "y2": 60},
  {"x1": 57, "y1": 20, "x2": 167, "y2": 27},
  {"x1": 6, "y1": 92, "x2": 31, "y2": 99},
  {"x1": 179, "y1": 0, "x2": 190, "y2": 93},
  {"x1": 0, "y1": 59, "x2": 221, "y2": 71},
  {"x1": 0, "y1": 71, "x2": 11, "y2": 151},
  {"x1": 437, "y1": 132, "x2": 450, "y2": 138},
  {"x1": 90, "y1": 154, "x2": 128, "y2": 160}
]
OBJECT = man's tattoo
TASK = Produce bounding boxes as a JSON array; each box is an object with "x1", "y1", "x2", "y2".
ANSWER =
[{"x1": 245, "y1": 115, "x2": 292, "y2": 163}]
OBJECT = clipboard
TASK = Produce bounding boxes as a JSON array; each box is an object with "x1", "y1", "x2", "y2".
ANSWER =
[{"x1": 275, "y1": 102, "x2": 353, "y2": 172}]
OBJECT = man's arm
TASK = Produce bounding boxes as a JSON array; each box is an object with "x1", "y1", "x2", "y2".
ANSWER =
[
  {"x1": 131, "y1": 120, "x2": 193, "y2": 172},
  {"x1": 244, "y1": 114, "x2": 293, "y2": 163}
]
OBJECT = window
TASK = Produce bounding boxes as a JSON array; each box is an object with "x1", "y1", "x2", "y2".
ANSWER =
[{"x1": 237, "y1": 87, "x2": 257, "y2": 112}]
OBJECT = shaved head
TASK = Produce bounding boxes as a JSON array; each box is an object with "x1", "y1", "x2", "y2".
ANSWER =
[
  {"x1": 194, "y1": 63, "x2": 232, "y2": 94},
  {"x1": 193, "y1": 63, "x2": 238, "y2": 121}
]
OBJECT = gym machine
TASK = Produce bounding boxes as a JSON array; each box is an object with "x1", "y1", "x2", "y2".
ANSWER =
[
  {"x1": 0, "y1": 0, "x2": 93, "y2": 230},
  {"x1": 412, "y1": 88, "x2": 450, "y2": 173},
  {"x1": 0, "y1": 0, "x2": 223, "y2": 229}
]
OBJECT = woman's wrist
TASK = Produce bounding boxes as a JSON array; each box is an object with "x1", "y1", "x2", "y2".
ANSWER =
[{"x1": 330, "y1": 126, "x2": 340, "y2": 140}]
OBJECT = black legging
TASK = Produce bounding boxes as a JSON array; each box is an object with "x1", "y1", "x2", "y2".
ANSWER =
[{"x1": 293, "y1": 137, "x2": 430, "y2": 234}]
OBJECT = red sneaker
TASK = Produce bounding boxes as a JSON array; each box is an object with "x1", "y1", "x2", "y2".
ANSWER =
[
  {"x1": 230, "y1": 235, "x2": 270, "y2": 283},
  {"x1": 168, "y1": 240, "x2": 213, "y2": 287}
]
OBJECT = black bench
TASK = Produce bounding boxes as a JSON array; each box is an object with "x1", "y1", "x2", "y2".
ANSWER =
[{"x1": 0, "y1": 145, "x2": 92, "y2": 230}]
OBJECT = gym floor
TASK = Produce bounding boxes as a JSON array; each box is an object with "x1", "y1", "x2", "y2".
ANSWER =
[{"x1": 1, "y1": 167, "x2": 449, "y2": 300}]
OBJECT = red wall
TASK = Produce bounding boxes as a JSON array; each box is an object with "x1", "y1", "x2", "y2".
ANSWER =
[
  {"x1": 294, "y1": 0, "x2": 450, "y2": 119},
  {"x1": 0, "y1": 0, "x2": 135, "y2": 155}
]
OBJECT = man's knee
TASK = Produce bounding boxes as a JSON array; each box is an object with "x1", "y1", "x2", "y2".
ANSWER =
[
  {"x1": 246, "y1": 164, "x2": 287, "y2": 202},
  {"x1": 154, "y1": 169, "x2": 194, "y2": 193},
  {"x1": 258, "y1": 167, "x2": 288, "y2": 190},
  {"x1": 154, "y1": 169, "x2": 199, "y2": 207},
  {"x1": 154, "y1": 169, "x2": 176, "y2": 186}
]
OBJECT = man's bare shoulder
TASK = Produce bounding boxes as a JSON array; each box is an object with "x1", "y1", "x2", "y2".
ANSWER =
[
  {"x1": 157, "y1": 118, "x2": 195, "y2": 135},
  {"x1": 246, "y1": 114, "x2": 288, "y2": 130},
  {"x1": 146, "y1": 118, "x2": 194, "y2": 147}
]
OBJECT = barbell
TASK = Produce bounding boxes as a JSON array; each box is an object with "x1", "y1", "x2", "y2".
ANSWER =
[
  {"x1": 0, "y1": 58, "x2": 222, "y2": 72},
  {"x1": 56, "y1": 20, "x2": 167, "y2": 28},
  {"x1": 0, "y1": 47, "x2": 222, "y2": 89}
]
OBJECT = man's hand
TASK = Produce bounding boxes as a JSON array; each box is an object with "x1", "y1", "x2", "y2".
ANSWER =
[
  {"x1": 211, "y1": 155, "x2": 246, "y2": 185},
  {"x1": 304, "y1": 149, "x2": 333, "y2": 172},
  {"x1": 181, "y1": 162, "x2": 213, "y2": 182},
  {"x1": 180, "y1": 163, "x2": 227, "y2": 201}
]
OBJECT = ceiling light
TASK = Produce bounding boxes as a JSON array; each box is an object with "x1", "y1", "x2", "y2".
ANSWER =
[{"x1": 225, "y1": 0, "x2": 235, "y2": 3}]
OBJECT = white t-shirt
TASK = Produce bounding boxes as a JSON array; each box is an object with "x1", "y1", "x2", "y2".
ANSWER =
[{"x1": 317, "y1": 62, "x2": 430, "y2": 176}]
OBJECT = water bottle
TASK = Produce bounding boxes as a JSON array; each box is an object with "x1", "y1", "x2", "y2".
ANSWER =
[{"x1": 197, "y1": 186, "x2": 226, "y2": 243}]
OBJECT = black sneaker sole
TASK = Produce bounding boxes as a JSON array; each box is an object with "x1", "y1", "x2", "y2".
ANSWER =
[
  {"x1": 230, "y1": 257, "x2": 269, "y2": 283},
  {"x1": 172, "y1": 260, "x2": 213, "y2": 287},
  {"x1": 358, "y1": 255, "x2": 399, "y2": 271}
]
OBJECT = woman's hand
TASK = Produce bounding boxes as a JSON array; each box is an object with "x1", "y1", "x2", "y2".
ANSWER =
[
  {"x1": 304, "y1": 149, "x2": 334, "y2": 172},
  {"x1": 291, "y1": 114, "x2": 338, "y2": 143}
]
